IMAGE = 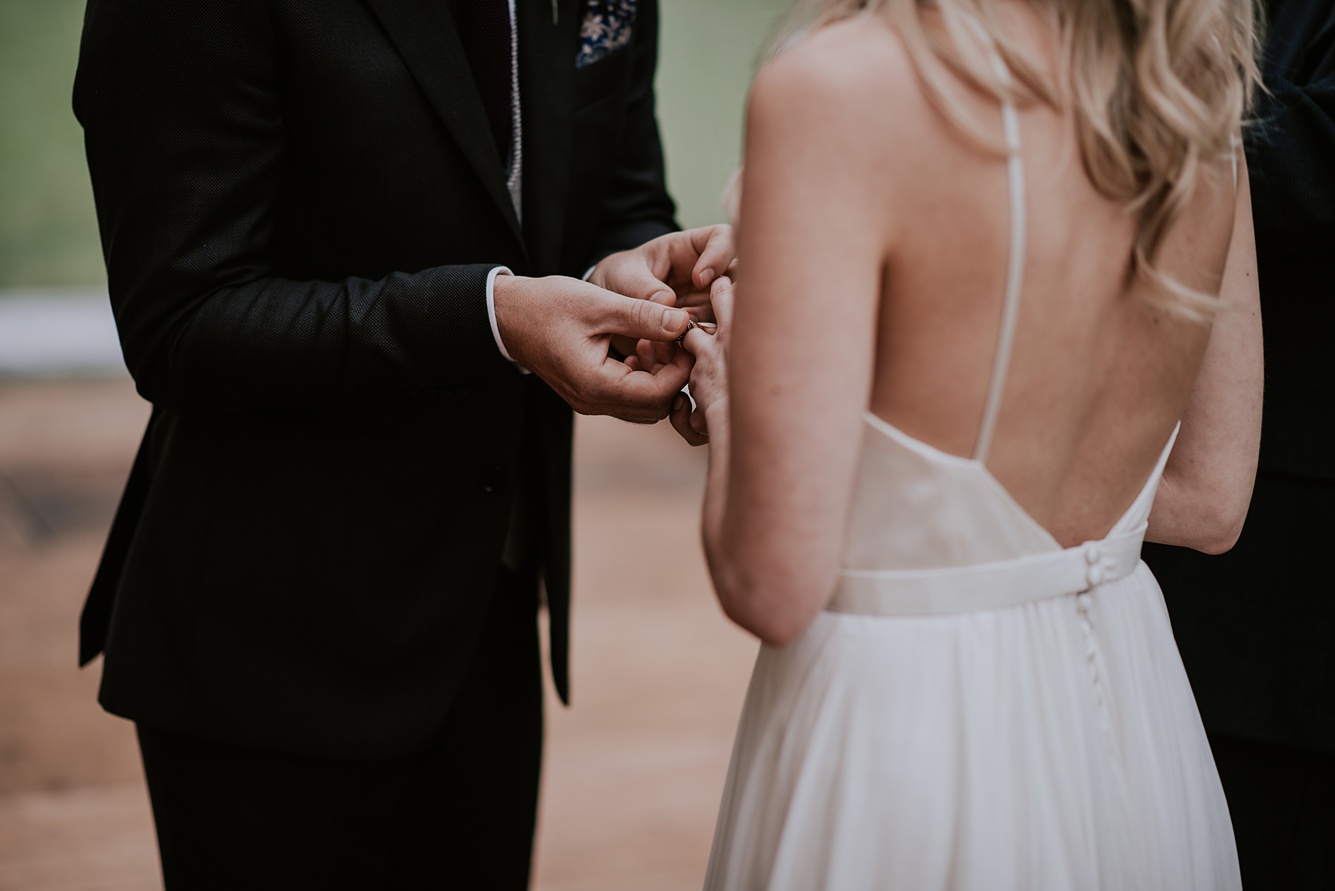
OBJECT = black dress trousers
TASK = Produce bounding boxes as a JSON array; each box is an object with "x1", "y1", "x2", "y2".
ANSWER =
[{"x1": 136, "y1": 566, "x2": 543, "y2": 891}]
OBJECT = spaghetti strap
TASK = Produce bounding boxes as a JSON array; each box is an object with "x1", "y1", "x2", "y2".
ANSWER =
[{"x1": 972, "y1": 48, "x2": 1027, "y2": 464}]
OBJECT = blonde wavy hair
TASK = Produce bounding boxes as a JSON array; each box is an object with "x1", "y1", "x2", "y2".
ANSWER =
[{"x1": 771, "y1": 0, "x2": 1259, "y2": 319}]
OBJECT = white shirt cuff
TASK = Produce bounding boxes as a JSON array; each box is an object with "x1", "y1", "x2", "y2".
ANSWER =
[{"x1": 486, "y1": 266, "x2": 529, "y2": 373}]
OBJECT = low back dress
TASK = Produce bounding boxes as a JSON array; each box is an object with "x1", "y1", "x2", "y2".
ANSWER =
[{"x1": 702, "y1": 48, "x2": 1241, "y2": 891}]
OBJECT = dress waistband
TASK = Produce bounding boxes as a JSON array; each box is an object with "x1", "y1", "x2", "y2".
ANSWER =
[{"x1": 827, "y1": 525, "x2": 1146, "y2": 618}]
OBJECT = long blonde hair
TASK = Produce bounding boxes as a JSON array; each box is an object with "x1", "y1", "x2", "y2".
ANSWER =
[{"x1": 770, "y1": 0, "x2": 1259, "y2": 319}]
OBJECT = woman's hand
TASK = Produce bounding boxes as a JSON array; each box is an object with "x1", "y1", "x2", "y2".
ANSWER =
[{"x1": 672, "y1": 276, "x2": 735, "y2": 446}]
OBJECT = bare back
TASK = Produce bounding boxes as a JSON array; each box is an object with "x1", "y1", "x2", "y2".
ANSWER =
[
  {"x1": 705, "y1": 2, "x2": 1257, "y2": 643},
  {"x1": 846, "y1": 12, "x2": 1237, "y2": 546}
]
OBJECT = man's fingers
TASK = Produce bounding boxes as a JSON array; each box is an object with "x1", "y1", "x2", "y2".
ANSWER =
[
  {"x1": 610, "y1": 333, "x2": 639, "y2": 362},
  {"x1": 669, "y1": 392, "x2": 709, "y2": 446},
  {"x1": 602, "y1": 291, "x2": 691, "y2": 343},
  {"x1": 710, "y1": 275, "x2": 736, "y2": 333},
  {"x1": 607, "y1": 262, "x2": 676, "y2": 305},
  {"x1": 570, "y1": 349, "x2": 690, "y2": 421},
  {"x1": 592, "y1": 251, "x2": 676, "y2": 304},
  {"x1": 612, "y1": 369, "x2": 690, "y2": 420},
  {"x1": 690, "y1": 225, "x2": 736, "y2": 290},
  {"x1": 634, "y1": 336, "x2": 678, "y2": 372},
  {"x1": 594, "y1": 227, "x2": 736, "y2": 309}
]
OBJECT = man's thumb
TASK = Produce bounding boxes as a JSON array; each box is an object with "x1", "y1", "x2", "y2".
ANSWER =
[{"x1": 610, "y1": 295, "x2": 689, "y2": 342}]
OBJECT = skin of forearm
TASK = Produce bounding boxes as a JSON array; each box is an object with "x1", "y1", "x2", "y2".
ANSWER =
[{"x1": 701, "y1": 397, "x2": 733, "y2": 598}]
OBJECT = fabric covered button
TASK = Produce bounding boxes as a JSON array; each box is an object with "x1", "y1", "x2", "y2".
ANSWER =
[
  {"x1": 1086, "y1": 563, "x2": 1106, "y2": 587},
  {"x1": 1083, "y1": 542, "x2": 1102, "y2": 566}
]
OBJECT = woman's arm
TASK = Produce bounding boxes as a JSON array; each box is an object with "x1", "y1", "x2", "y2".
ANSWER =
[
  {"x1": 1147, "y1": 158, "x2": 1263, "y2": 554},
  {"x1": 678, "y1": 33, "x2": 899, "y2": 645}
]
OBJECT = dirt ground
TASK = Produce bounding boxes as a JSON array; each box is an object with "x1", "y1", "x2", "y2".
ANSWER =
[{"x1": 0, "y1": 374, "x2": 758, "y2": 890}]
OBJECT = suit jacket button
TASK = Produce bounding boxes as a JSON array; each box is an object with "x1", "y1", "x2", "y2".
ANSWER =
[{"x1": 483, "y1": 465, "x2": 505, "y2": 494}]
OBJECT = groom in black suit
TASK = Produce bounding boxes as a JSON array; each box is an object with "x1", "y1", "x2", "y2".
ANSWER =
[
  {"x1": 72, "y1": 0, "x2": 730, "y2": 886},
  {"x1": 1143, "y1": 1, "x2": 1335, "y2": 887}
]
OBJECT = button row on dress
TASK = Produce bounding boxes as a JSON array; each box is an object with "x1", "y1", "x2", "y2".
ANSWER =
[{"x1": 1081, "y1": 541, "x2": 1113, "y2": 590}]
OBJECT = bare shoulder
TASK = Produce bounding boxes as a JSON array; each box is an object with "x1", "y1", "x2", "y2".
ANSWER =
[{"x1": 747, "y1": 15, "x2": 928, "y2": 148}]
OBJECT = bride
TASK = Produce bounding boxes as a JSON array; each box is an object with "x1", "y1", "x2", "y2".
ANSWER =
[{"x1": 673, "y1": 0, "x2": 1261, "y2": 887}]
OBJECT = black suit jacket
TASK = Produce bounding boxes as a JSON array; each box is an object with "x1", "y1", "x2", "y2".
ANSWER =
[
  {"x1": 73, "y1": 0, "x2": 676, "y2": 759},
  {"x1": 1143, "y1": 0, "x2": 1335, "y2": 755}
]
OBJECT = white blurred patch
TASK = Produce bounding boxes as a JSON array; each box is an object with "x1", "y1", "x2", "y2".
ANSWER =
[{"x1": 0, "y1": 289, "x2": 125, "y2": 376}]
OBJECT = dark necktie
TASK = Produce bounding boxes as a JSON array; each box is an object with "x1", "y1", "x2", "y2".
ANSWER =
[{"x1": 449, "y1": 0, "x2": 515, "y2": 162}]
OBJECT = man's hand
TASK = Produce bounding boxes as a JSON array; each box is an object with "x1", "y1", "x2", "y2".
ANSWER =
[
  {"x1": 493, "y1": 273, "x2": 694, "y2": 422},
  {"x1": 590, "y1": 224, "x2": 736, "y2": 368},
  {"x1": 589, "y1": 225, "x2": 737, "y2": 319}
]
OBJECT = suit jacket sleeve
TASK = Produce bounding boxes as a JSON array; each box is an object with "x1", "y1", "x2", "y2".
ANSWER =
[
  {"x1": 73, "y1": 0, "x2": 517, "y2": 416},
  {"x1": 582, "y1": 0, "x2": 679, "y2": 267},
  {"x1": 1246, "y1": 1, "x2": 1335, "y2": 251}
]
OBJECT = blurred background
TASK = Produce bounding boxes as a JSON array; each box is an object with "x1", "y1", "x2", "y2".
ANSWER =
[{"x1": 0, "y1": 0, "x2": 786, "y2": 887}]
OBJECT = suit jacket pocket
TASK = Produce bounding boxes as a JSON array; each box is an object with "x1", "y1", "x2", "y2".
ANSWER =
[{"x1": 572, "y1": 41, "x2": 631, "y2": 112}]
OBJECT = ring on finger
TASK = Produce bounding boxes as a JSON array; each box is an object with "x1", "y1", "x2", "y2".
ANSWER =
[{"x1": 675, "y1": 318, "x2": 696, "y2": 346}]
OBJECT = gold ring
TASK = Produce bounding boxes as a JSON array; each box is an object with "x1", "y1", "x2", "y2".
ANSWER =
[{"x1": 676, "y1": 318, "x2": 697, "y2": 345}]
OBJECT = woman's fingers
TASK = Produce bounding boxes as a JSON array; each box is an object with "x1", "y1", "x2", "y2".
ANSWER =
[
  {"x1": 679, "y1": 320, "x2": 716, "y2": 355},
  {"x1": 688, "y1": 399, "x2": 710, "y2": 437},
  {"x1": 710, "y1": 275, "x2": 736, "y2": 333}
]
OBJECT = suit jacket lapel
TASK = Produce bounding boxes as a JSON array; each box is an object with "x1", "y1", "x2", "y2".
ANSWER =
[
  {"x1": 518, "y1": 0, "x2": 580, "y2": 273},
  {"x1": 364, "y1": 0, "x2": 526, "y2": 248}
]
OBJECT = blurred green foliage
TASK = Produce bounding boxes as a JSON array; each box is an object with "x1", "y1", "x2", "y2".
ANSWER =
[
  {"x1": 0, "y1": 0, "x2": 105, "y2": 288},
  {"x1": 658, "y1": 0, "x2": 787, "y2": 229},
  {"x1": 0, "y1": 0, "x2": 784, "y2": 291}
]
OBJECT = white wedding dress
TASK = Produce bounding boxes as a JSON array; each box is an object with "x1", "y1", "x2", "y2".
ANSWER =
[{"x1": 702, "y1": 63, "x2": 1241, "y2": 891}]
